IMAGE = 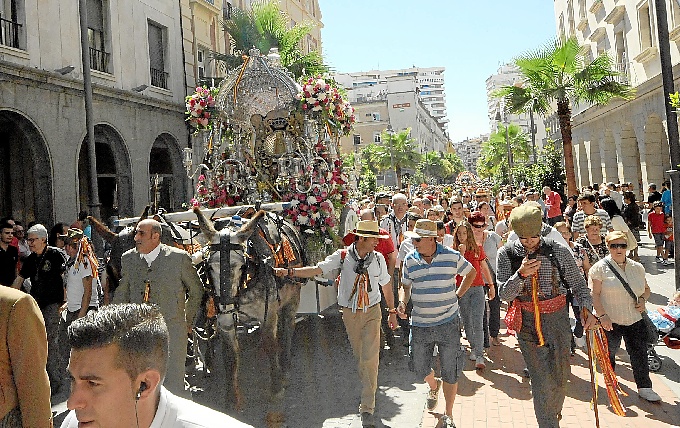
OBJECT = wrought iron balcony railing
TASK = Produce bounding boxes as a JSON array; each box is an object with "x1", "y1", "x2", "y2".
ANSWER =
[
  {"x1": 0, "y1": 15, "x2": 21, "y2": 49},
  {"x1": 150, "y1": 67, "x2": 169, "y2": 89},
  {"x1": 89, "y1": 47, "x2": 110, "y2": 73}
]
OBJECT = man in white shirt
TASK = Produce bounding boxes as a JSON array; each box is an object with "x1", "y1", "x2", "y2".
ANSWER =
[
  {"x1": 61, "y1": 303, "x2": 253, "y2": 428},
  {"x1": 274, "y1": 220, "x2": 397, "y2": 428}
]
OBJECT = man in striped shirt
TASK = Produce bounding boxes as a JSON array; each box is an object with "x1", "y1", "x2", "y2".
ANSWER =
[
  {"x1": 397, "y1": 219, "x2": 477, "y2": 428},
  {"x1": 570, "y1": 192, "x2": 613, "y2": 240}
]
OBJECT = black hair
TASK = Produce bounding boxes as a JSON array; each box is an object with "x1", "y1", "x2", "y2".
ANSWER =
[
  {"x1": 0, "y1": 221, "x2": 13, "y2": 231},
  {"x1": 577, "y1": 192, "x2": 596, "y2": 203},
  {"x1": 599, "y1": 197, "x2": 622, "y2": 219},
  {"x1": 68, "y1": 303, "x2": 169, "y2": 382},
  {"x1": 48, "y1": 223, "x2": 67, "y2": 246}
]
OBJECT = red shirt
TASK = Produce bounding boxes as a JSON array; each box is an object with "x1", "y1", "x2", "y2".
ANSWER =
[
  {"x1": 342, "y1": 227, "x2": 395, "y2": 261},
  {"x1": 648, "y1": 211, "x2": 666, "y2": 234},
  {"x1": 456, "y1": 245, "x2": 486, "y2": 287},
  {"x1": 545, "y1": 191, "x2": 562, "y2": 219}
]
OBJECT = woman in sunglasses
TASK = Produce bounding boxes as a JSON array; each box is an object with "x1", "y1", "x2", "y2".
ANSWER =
[
  {"x1": 589, "y1": 231, "x2": 661, "y2": 402},
  {"x1": 453, "y1": 218, "x2": 494, "y2": 369}
]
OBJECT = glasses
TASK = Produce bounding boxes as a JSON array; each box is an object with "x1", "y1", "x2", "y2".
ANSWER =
[
  {"x1": 27, "y1": 238, "x2": 39, "y2": 243},
  {"x1": 609, "y1": 243, "x2": 628, "y2": 249},
  {"x1": 471, "y1": 224, "x2": 486, "y2": 229},
  {"x1": 413, "y1": 237, "x2": 422, "y2": 242}
]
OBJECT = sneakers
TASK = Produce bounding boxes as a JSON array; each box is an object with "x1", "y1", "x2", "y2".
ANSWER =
[
  {"x1": 656, "y1": 256, "x2": 664, "y2": 263},
  {"x1": 638, "y1": 387, "x2": 662, "y2": 402},
  {"x1": 574, "y1": 335, "x2": 586, "y2": 348},
  {"x1": 662, "y1": 259, "x2": 669, "y2": 266},
  {"x1": 439, "y1": 414, "x2": 456, "y2": 428},
  {"x1": 475, "y1": 355, "x2": 486, "y2": 370},
  {"x1": 426, "y1": 378, "x2": 443, "y2": 411},
  {"x1": 360, "y1": 412, "x2": 376, "y2": 428}
]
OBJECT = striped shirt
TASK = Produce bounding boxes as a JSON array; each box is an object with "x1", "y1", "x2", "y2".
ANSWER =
[
  {"x1": 570, "y1": 209, "x2": 613, "y2": 235},
  {"x1": 401, "y1": 244, "x2": 473, "y2": 327}
]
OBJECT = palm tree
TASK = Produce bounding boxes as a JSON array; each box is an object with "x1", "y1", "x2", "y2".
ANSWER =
[
  {"x1": 372, "y1": 128, "x2": 421, "y2": 189},
  {"x1": 477, "y1": 124, "x2": 530, "y2": 183},
  {"x1": 215, "y1": 0, "x2": 328, "y2": 78},
  {"x1": 495, "y1": 37, "x2": 634, "y2": 195}
]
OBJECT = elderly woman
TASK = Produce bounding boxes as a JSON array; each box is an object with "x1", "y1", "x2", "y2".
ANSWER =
[
  {"x1": 590, "y1": 230, "x2": 661, "y2": 402},
  {"x1": 573, "y1": 215, "x2": 609, "y2": 278}
]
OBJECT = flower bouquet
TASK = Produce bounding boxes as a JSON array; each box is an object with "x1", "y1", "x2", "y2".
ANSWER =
[
  {"x1": 296, "y1": 76, "x2": 356, "y2": 136},
  {"x1": 185, "y1": 86, "x2": 219, "y2": 133}
]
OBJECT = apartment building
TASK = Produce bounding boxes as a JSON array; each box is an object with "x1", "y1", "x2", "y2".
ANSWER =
[
  {"x1": 0, "y1": 0, "x2": 189, "y2": 225},
  {"x1": 453, "y1": 135, "x2": 488, "y2": 176},
  {"x1": 553, "y1": 0, "x2": 680, "y2": 193},
  {"x1": 486, "y1": 63, "x2": 547, "y2": 157}
]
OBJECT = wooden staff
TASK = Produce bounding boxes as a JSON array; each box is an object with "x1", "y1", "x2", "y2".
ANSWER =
[{"x1": 584, "y1": 310, "x2": 600, "y2": 428}]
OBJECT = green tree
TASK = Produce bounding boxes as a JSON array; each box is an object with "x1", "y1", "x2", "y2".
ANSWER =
[
  {"x1": 215, "y1": 0, "x2": 328, "y2": 78},
  {"x1": 477, "y1": 124, "x2": 530, "y2": 184},
  {"x1": 495, "y1": 37, "x2": 634, "y2": 195},
  {"x1": 443, "y1": 151, "x2": 464, "y2": 182},
  {"x1": 372, "y1": 128, "x2": 422, "y2": 189},
  {"x1": 419, "y1": 151, "x2": 448, "y2": 184}
]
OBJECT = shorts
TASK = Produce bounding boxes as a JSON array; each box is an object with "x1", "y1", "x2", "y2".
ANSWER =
[
  {"x1": 653, "y1": 233, "x2": 665, "y2": 247},
  {"x1": 411, "y1": 316, "x2": 465, "y2": 384},
  {"x1": 665, "y1": 239, "x2": 674, "y2": 252}
]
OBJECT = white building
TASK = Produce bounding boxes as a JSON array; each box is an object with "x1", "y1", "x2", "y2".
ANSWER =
[
  {"x1": 552, "y1": 0, "x2": 680, "y2": 195},
  {"x1": 486, "y1": 63, "x2": 548, "y2": 159},
  {"x1": 0, "y1": 0, "x2": 189, "y2": 225},
  {"x1": 453, "y1": 135, "x2": 488, "y2": 176}
]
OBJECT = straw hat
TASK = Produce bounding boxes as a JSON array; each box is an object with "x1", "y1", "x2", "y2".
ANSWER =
[
  {"x1": 404, "y1": 219, "x2": 438, "y2": 239},
  {"x1": 351, "y1": 220, "x2": 389, "y2": 238},
  {"x1": 58, "y1": 228, "x2": 84, "y2": 245}
]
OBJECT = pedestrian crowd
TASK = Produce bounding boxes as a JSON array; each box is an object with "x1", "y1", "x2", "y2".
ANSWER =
[
  {"x1": 0, "y1": 178, "x2": 674, "y2": 428},
  {"x1": 307, "y1": 179, "x2": 669, "y2": 427}
]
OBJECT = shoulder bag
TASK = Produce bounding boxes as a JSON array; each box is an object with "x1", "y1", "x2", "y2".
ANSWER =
[{"x1": 603, "y1": 258, "x2": 657, "y2": 344}]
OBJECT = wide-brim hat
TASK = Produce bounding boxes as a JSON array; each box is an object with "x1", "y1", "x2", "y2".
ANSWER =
[
  {"x1": 404, "y1": 219, "x2": 438, "y2": 239},
  {"x1": 475, "y1": 189, "x2": 489, "y2": 197},
  {"x1": 350, "y1": 220, "x2": 389, "y2": 239},
  {"x1": 509, "y1": 205, "x2": 542, "y2": 238},
  {"x1": 58, "y1": 228, "x2": 83, "y2": 244}
]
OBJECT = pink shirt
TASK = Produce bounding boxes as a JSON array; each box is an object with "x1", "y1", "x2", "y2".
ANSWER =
[{"x1": 545, "y1": 191, "x2": 562, "y2": 219}]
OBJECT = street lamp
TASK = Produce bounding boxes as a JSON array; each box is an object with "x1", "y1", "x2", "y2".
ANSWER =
[
  {"x1": 495, "y1": 108, "x2": 513, "y2": 186},
  {"x1": 386, "y1": 124, "x2": 396, "y2": 188}
]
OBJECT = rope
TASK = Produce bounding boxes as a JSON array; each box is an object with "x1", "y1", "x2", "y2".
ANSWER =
[
  {"x1": 531, "y1": 275, "x2": 545, "y2": 346},
  {"x1": 233, "y1": 55, "x2": 251, "y2": 106},
  {"x1": 585, "y1": 321, "x2": 627, "y2": 419}
]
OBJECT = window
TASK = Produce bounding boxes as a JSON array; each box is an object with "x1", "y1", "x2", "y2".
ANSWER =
[
  {"x1": 672, "y1": 0, "x2": 680, "y2": 29},
  {"x1": 353, "y1": 134, "x2": 361, "y2": 145},
  {"x1": 223, "y1": 1, "x2": 232, "y2": 20},
  {"x1": 87, "y1": 0, "x2": 110, "y2": 73},
  {"x1": 0, "y1": 0, "x2": 24, "y2": 49},
  {"x1": 148, "y1": 21, "x2": 168, "y2": 89},
  {"x1": 638, "y1": 2, "x2": 654, "y2": 50},
  {"x1": 559, "y1": 13, "x2": 565, "y2": 40},
  {"x1": 567, "y1": 0, "x2": 575, "y2": 35},
  {"x1": 371, "y1": 112, "x2": 380, "y2": 121},
  {"x1": 373, "y1": 132, "x2": 381, "y2": 143},
  {"x1": 197, "y1": 48, "x2": 209, "y2": 81}
]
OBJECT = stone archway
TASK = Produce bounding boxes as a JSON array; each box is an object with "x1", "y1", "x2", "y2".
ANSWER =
[
  {"x1": 575, "y1": 139, "x2": 590, "y2": 189},
  {"x1": 602, "y1": 129, "x2": 618, "y2": 183},
  {"x1": 78, "y1": 124, "x2": 133, "y2": 222},
  {"x1": 642, "y1": 115, "x2": 670, "y2": 186},
  {"x1": 149, "y1": 133, "x2": 186, "y2": 211},
  {"x1": 619, "y1": 123, "x2": 643, "y2": 197},
  {"x1": 587, "y1": 136, "x2": 603, "y2": 185},
  {"x1": 0, "y1": 110, "x2": 53, "y2": 224}
]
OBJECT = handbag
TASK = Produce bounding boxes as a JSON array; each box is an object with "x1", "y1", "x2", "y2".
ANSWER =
[{"x1": 603, "y1": 258, "x2": 658, "y2": 344}]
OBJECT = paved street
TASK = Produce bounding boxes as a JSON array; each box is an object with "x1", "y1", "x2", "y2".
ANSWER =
[{"x1": 52, "y1": 231, "x2": 680, "y2": 427}]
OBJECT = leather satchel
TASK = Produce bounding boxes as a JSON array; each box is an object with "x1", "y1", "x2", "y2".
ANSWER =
[{"x1": 603, "y1": 258, "x2": 658, "y2": 344}]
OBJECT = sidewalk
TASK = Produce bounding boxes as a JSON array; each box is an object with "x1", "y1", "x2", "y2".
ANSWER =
[{"x1": 421, "y1": 232, "x2": 680, "y2": 428}]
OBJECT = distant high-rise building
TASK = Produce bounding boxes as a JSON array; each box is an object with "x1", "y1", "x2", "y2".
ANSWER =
[{"x1": 453, "y1": 135, "x2": 489, "y2": 175}]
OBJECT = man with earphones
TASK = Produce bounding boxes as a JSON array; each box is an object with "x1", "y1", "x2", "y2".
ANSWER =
[{"x1": 61, "y1": 303, "x2": 252, "y2": 428}]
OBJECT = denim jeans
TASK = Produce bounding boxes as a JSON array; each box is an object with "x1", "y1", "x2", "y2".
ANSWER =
[
  {"x1": 606, "y1": 318, "x2": 653, "y2": 389},
  {"x1": 411, "y1": 317, "x2": 465, "y2": 384},
  {"x1": 458, "y1": 286, "x2": 485, "y2": 357},
  {"x1": 42, "y1": 303, "x2": 65, "y2": 391},
  {"x1": 483, "y1": 285, "x2": 501, "y2": 347}
]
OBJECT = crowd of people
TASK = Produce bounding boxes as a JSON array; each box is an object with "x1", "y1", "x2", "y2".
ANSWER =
[{"x1": 0, "y1": 178, "x2": 673, "y2": 428}]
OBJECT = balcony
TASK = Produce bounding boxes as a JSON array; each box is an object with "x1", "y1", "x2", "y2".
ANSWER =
[
  {"x1": 0, "y1": 15, "x2": 21, "y2": 49},
  {"x1": 613, "y1": 62, "x2": 629, "y2": 84},
  {"x1": 150, "y1": 67, "x2": 169, "y2": 89},
  {"x1": 89, "y1": 47, "x2": 110, "y2": 73}
]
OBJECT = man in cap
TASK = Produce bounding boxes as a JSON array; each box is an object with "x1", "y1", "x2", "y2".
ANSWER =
[
  {"x1": 497, "y1": 205, "x2": 596, "y2": 428},
  {"x1": 274, "y1": 220, "x2": 396, "y2": 428},
  {"x1": 397, "y1": 219, "x2": 477, "y2": 428}
]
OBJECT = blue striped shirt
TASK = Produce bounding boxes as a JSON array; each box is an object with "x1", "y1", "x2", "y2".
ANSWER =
[{"x1": 401, "y1": 244, "x2": 472, "y2": 327}]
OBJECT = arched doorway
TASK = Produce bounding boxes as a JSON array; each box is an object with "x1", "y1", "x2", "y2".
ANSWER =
[
  {"x1": 149, "y1": 133, "x2": 186, "y2": 212},
  {"x1": 642, "y1": 115, "x2": 670, "y2": 186},
  {"x1": 0, "y1": 110, "x2": 53, "y2": 224},
  {"x1": 78, "y1": 124, "x2": 132, "y2": 222},
  {"x1": 619, "y1": 123, "x2": 643, "y2": 198}
]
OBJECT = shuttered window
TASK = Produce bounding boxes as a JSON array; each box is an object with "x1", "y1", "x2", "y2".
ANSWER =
[{"x1": 148, "y1": 21, "x2": 167, "y2": 88}]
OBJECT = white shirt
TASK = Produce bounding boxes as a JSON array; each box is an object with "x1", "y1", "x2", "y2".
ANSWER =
[
  {"x1": 142, "y1": 244, "x2": 162, "y2": 267},
  {"x1": 589, "y1": 256, "x2": 646, "y2": 326},
  {"x1": 65, "y1": 259, "x2": 98, "y2": 312},
  {"x1": 61, "y1": 386, "x2": 253, "y2": 428}
]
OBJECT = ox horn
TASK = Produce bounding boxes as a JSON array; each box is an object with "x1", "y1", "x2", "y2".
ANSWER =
[
  {"x1": 193, "y1": 206, "x2": 217, "y2": 240},
  {"x1": 87, "y1": 216, "x2": 118, "y2": 244}
]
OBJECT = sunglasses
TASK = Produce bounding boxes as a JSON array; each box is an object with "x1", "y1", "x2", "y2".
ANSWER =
[
  {"x1": 471, "y1": 224, "x2": 486, "y2": 229},
  {"x1": 609, "y1": 243, "x2": 628, "y2": 249},
  {"x1": 413, "y1": 237, "x2": 422, "y2": 242}
]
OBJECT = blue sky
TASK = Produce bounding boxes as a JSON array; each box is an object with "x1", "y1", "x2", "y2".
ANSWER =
[{"x1": 317, "y1": 0, "x2": 557, "y2": 143}]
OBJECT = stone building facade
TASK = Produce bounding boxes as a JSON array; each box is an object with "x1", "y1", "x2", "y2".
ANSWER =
[{"x1": 553, "y1": 0, "x2": 680, "y2": 196}]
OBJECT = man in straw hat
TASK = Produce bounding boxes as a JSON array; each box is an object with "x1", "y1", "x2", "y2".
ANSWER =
[
  {"x1": 274, "y1": 220, "x2": 397, "y2": 428},
  {"x1": 497, "y1": 204, "x2": 596, "y2": 428},
  {"x1": 397, "y1": 219, "x2": 478, "y2": 428}
]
